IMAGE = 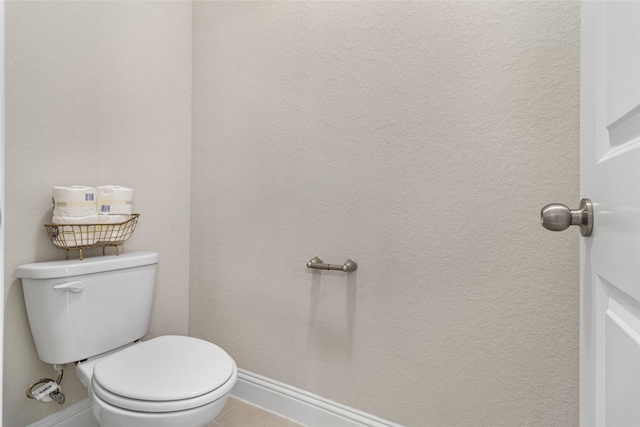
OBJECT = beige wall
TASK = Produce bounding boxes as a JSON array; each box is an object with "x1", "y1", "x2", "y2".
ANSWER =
[
  {"x1": 4, "y1": 1, "x2": 192, "y2": 425},
  {"x1": 190, "y1": 2, "x2": 580, "y2": 426},
  {"x1": 3, "y1": 1, "x2": 580, "y2": 426}
]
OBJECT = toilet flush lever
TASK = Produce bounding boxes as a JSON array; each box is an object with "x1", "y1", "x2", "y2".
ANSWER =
[{"x1": 53, "y1": 281, "x2": 84, "y2": 293}]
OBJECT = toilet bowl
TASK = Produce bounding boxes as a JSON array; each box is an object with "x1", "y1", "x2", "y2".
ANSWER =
[{"x1": 77, "y1": 335, "x2": 237, "y2": 427}]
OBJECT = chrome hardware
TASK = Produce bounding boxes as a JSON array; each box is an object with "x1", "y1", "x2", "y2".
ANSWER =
[
  {"x1": 26, "y1": 366, "x2": 64, "y2": 404},
  {"x1": 307, "y1": 256, "x2": 358, "y2": 273},
  {"x1": 541, "y1": 198, "x2": 593, "y2": 237},
  {"x1": 50, "y1": 390, "x2": 65, "y2": 405}
]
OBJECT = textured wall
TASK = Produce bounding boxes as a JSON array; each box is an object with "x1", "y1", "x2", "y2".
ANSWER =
[
  {"x1": 4, "y1": 2, "x2": 192, "y2": 425},
  {"x1": 191, "y1": 2, "x2": 580, "y2": 426}
]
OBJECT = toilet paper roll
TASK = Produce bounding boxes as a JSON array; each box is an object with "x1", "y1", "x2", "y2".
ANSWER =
[
  {"x1": 52, "y1": 214, "x2": 99, "y2": 224},
  {"x1": 53, "y1": 224, "x2": 97, "y2": 247},
  {"x1": 95, "y1": 214, "x2": 132, "y2": 243},
  {"x1": 97, "y1": 214, "x2": 132, "y2": 224},
  {"x1": 52, "y1": 186, "x2": 97, "y2": 217},
  {"x1": 96, "y1": 186, "x2": 134, "y2": 215}
]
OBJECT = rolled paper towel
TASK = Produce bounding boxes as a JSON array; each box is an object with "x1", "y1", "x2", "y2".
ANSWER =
[
  {"x1": 52, "y1": 186, "x2": 97, "y2": 217},
  {"x1": 97, "y1": 186, "x2": 133, "y2": 215}
]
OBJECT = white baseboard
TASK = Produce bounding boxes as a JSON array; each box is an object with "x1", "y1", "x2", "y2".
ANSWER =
[
  {"x1": 26, "y1": 399, "x2": 97, "y2": 427},
  {"x1": 232, "y1": 368, "x2": 404, "y2": 427},
  {"x1": 26, "y1": 369, "x2": 403, "y2": 427}
]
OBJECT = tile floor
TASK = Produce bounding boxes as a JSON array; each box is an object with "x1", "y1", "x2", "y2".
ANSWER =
[{"x1": 210, "y1": 397, "x2": 304, "y2": 427}]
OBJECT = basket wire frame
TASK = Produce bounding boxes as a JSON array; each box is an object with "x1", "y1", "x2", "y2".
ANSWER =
[{"x1": 44, "y1": 214, "x2": 139, "y2": 260}]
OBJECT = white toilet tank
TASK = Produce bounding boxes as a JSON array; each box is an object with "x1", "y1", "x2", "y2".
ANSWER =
[{"x1": 16, "y1": 252, "x2": 159, "y2": 365}]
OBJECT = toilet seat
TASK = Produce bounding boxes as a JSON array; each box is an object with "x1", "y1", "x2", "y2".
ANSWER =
[
  {"x1": 92, "y1": 372, "x2": 236, "y2": 413},
  {"x1": 92, "y1": 335, "x2": 236, "y2": 413}
]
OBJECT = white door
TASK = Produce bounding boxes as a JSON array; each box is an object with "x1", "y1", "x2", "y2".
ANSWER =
[
  {"x1": 0, "y1": 0, "x2": 5, "y2": 421},
  {"x1": 581, "y1": 2, "x2": 640, "y2": 426}
]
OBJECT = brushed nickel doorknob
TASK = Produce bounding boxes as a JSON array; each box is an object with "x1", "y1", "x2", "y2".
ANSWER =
[{"x1": 541, "y1": 198, "x2": 593, "y2": 237}]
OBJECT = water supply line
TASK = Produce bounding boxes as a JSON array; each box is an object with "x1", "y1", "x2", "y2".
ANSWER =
[{"x1": 26, "y1": 364, "x2": 66, "y2": 404}]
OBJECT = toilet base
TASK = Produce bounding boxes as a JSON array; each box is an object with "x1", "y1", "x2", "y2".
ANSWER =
[{"x1": 90, "y1": 389, "x2": 231, "y2": 427}]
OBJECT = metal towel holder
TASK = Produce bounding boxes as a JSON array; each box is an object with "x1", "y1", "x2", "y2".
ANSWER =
[{"x1": 306, "y1": 256, "x2": 358, "y2": 273}]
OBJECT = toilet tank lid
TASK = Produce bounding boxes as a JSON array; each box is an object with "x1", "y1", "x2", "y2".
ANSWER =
[{"x1": 16, "y1": 251, "x2": 159, "y2": 279}]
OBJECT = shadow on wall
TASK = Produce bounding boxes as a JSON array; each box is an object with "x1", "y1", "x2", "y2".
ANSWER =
[{"x1": 308, "y1": 270, "x2": 357, "y2": 362}]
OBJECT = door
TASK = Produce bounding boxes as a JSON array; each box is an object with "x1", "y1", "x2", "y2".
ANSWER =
[
  {"x1": 0, "y1": 0, "x2": 5, "y2": 420},
  {"x1": 581, "y1": 2, "x2": 640, "y2": 426}
]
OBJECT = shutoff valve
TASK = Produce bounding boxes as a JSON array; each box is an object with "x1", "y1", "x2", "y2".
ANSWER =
[
  {"x1": 30, "y1": 381, "x2": 65, "y2": 404},
  {"x1": 26, "y1": 364, "x2": 66, "y2": 405}
]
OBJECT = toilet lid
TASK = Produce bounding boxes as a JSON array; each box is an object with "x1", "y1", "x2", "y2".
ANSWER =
[{"x1": 93, "y1": 335, "x2": 235, "y2": 402}]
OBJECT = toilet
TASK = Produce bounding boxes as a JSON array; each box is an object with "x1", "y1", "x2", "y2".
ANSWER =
[{"x1": 16, "y1": 251, "x2": 237, "y2": 427}]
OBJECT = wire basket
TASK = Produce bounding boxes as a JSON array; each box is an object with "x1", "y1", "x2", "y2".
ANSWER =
[{"x1": 44, "y1": 214, "x2": 139, "y2": 260}]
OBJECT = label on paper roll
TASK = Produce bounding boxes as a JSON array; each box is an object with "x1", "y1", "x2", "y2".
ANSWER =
[
  {"x1": 96, "y1": 186, "x2": 134, "y2": 215},
  {"x1": 52, "y1": 186, "x2": 97, "y2": 217}
]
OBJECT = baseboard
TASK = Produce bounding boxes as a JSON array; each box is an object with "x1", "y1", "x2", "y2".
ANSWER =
[
  {"x1": 232, "y1": 368, "x2": 404, "y2": 427},
  {"x1": 26, "y1": 399, "x2": 97, "y2": 427},
  {"x1": 26, "y1": 369, "x2": 403, "y2": 427}
]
